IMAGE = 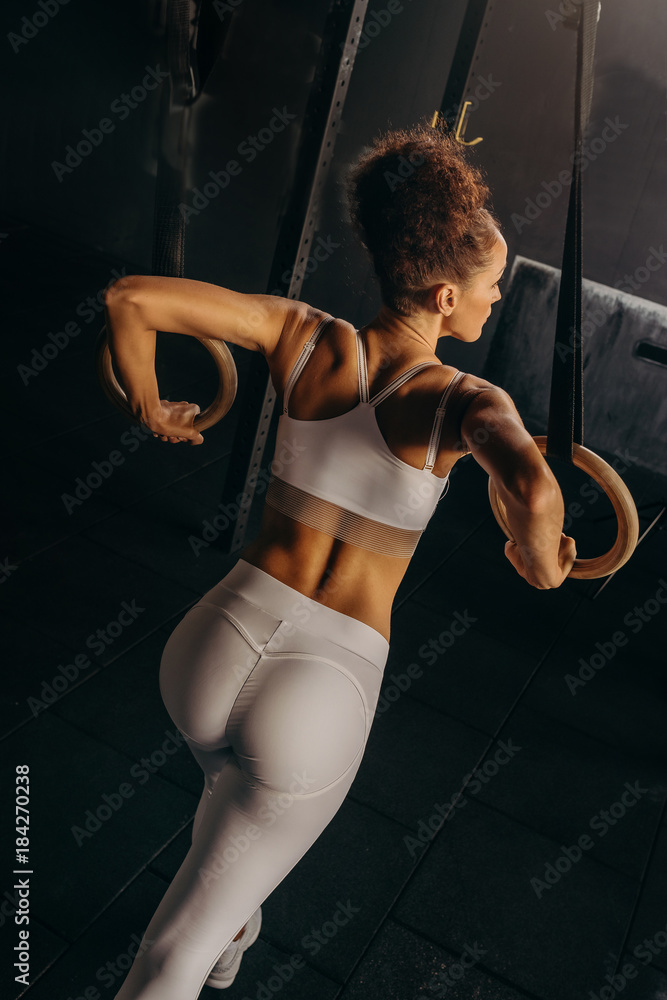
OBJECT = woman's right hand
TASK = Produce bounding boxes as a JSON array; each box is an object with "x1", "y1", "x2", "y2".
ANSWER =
[
  {"x1": 504, "y1": 532, "x2": 577, "y2": 589},
  {"x1": 140, "y1": 400, "x2": 205, "y2": 445}
]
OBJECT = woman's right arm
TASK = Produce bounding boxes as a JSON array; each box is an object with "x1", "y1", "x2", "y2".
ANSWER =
[
  {"x1": 102, "y1": 274, "x2": 304, "y2": 442},
  {"x1": 459, "y1": 387, "x2": 577, "y2": 589}
]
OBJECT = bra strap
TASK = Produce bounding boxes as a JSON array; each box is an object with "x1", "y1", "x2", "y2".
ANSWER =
[
  {"x1": 282, "y1": 315, "x2": 335, "y2": 415},
  {"x1": 369, "y1": 361, "x2": 442, "y2": 408},
  {"x1": 423, "y1": 370, "x2": 467, "y2": 472},
  {"x1": 355, "y1": 331, "x2": 370, "y2": 403}
]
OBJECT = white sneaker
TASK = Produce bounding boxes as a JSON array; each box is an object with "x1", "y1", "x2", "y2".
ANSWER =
[{"x1": 204, "y1": 907, "x2": 262, "y2": 989}]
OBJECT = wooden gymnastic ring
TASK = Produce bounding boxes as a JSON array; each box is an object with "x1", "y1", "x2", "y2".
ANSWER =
[
  {"x1": 95, "y1": 324, "x2": 237, "y2": 431},
  {"x1": 488, "y1": 435, "x2": 639, "y2": 580}
]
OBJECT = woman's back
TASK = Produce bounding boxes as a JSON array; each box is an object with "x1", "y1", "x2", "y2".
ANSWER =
[{"x1": 241, "y1": 309, "x2": 487, "y2": 639}]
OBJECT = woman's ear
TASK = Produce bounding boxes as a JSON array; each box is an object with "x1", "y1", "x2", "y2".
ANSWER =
[{"x1": 433, "y1": 281, "x2": 458, "y2": 316}]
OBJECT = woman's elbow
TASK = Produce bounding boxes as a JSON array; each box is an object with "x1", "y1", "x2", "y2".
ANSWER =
[{"x1": 103, "y1": 273, "x2": 146, "y2": 310}]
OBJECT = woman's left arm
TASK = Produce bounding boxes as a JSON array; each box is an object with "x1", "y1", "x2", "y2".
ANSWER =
[{"x1": 103, "y1": 274, "x2": 297, "y2": 443}]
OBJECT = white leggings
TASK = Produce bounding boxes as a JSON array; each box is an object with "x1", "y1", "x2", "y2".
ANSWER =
[{"x1": 113, "y1": 559, "x2": 389, "y2": 1000}]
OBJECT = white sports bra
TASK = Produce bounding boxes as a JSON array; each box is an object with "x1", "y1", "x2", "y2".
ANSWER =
[{"x1": 265, "y1": 315, "x2": 467, "y2": 558}]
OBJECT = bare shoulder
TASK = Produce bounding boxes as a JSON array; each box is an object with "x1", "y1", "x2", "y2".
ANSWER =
[
  {"x1": 451, "y1": 370, "x2": 499, "y2": 397},
  {"x1": 267, "y1": 301, "x2": 335, "y2": 390},
  {"x1": 428, "y1": 368, "x2": 518, "y2": 458}
]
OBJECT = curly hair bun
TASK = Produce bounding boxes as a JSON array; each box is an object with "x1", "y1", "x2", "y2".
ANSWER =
[{"x1": 346, "y1": 118, "x2": 500, "y2": 315}]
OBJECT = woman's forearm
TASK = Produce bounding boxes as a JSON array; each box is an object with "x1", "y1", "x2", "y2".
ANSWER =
[
  {"x1": 499, "y1": 481, "x2": 566, "y2": 586},
  {"x1": 104, "y1": 294, "x2": 161, "y2": 423}
]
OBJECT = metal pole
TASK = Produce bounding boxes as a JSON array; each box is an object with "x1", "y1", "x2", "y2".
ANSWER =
[{"x1": 218, "y1": 0, "x2": 370, "y2": 552}]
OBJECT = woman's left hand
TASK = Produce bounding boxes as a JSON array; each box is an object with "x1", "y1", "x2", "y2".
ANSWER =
[{"x1": 141, "y1": 400, "x2": 205, "y2": 445}]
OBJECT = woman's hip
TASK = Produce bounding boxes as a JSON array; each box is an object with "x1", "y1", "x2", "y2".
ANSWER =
[
  {"x1": 210, "y1": 559, "x2": 389, "y2": 665},
  {"x1": 158, "y1": 560, "x2": 389, "y2": 758}
]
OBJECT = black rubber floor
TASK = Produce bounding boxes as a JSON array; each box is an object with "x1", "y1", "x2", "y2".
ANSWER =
[{"x1": 3, "y1": 216, "x2": 667, "y2": 1000}]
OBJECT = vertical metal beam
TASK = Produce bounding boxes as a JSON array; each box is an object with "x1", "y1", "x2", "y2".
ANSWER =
[
  {"x1": 151, "y1": 0, "x2": 233, "y2": 278},
  {"x1": 433, "y1": 0, "x2": 491, "y2": 129},
  {"x1": 219, "y1": 0, "x2": 370, "y2": 553}
]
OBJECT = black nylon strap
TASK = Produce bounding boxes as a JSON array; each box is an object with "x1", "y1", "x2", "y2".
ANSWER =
[
  {"x1": 151, "y1": 0, "x2": 198, "y2": 279},
  {"x1": 546, "y1": 0, "x2": 600, "y2": 462}
]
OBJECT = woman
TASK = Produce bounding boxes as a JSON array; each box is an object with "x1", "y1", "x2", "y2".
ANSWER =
[{"x1": 105, "y1": 121, "x2": 576, "y2": 1000}]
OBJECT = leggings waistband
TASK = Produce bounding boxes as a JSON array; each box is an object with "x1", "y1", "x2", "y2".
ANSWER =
[{"x1": 214, "y1": 559, "x2": 389, "y2": 668}]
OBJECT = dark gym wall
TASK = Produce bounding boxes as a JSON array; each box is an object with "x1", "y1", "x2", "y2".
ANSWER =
[
  {"x1": 289, "y1": 0, "x2": 470, "y2": 329},
  {"x1": 2, "y1": 1, "x2": 163, "y2": 267},
  {"x1": 460, "y1": 0, "x2": 667, "y2": 376},
  {"x1": 4, "y1": 0, "x2": 664, "y2": 378},
  {"x1": 1, "y1": 0, "x2": 337, "y2": 280},
  {"x1": 1, "y1": 0, "x2": 468, "y2": 299}
]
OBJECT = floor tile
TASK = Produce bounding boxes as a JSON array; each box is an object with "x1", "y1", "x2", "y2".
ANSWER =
[
  {"x1": 394, "y1": 798, "x2": 637, "y2": 1000},
  {"x1": 562, "y1": 562, "x2": 667, "y2": 666},
  {"x1": 0, "y1": 533, "x2": 200, "y2": 657},
  {"x1": 8, "y1": 872, "x2": 169, "y2": 1000},
  {"x1": 615, "y1": 952, "x2": 667, "y2": 999},
  {"x1": 146, "y1": 823, "x2": 195, "y2": 883},
  {"x1": 9, "y1": 917, "x2": 68, "y2": 1000},
  {"x1": 388, "y1": 600, "x2": 541, "y2": 736},
  {"x1": 259, "y1": 798, "x2": 420, "y2": 984},
  {"x1": 627, "y1": 825, "x2": 667, "y2": 975},
  {"x1": 200, "y1": 936, "x2": 341, "y2": 999},
  {"x1": 409, "y1": 527, "x2": 581, "y2": 659},
  {"x1": 165, "y1": 453, "x2": 231, "y2": 505},
  {"x1": 339, "y1": 918, "x2": 534, "y2": 999},
  {"x1": 0, "y1": 712, "x2": 197, "y2": 940},
  {"x1": 82, "y1": 486, "x2": 239, "y2": 594},
  {"x1": 19, "y1": 386, "x2": 238, "y2": 512},
  {"x1": 350, "y1": 693, "x2": 491, "y2": 830},
  {"x1": 0, "y1": 615, "x2": 87, "y2": 739},
  {"x1": 51, "y1": 628, "x2": 203, "y2": 795},
  {"x1": 473, "y1": 702, "x2": 666, "y2": 880},
  {"x1": 3, "y1": 457, "x2": 120, "y2": 563},
  {"x1": 522, "y1": 632, "x2": 667, "y2": 761}
]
